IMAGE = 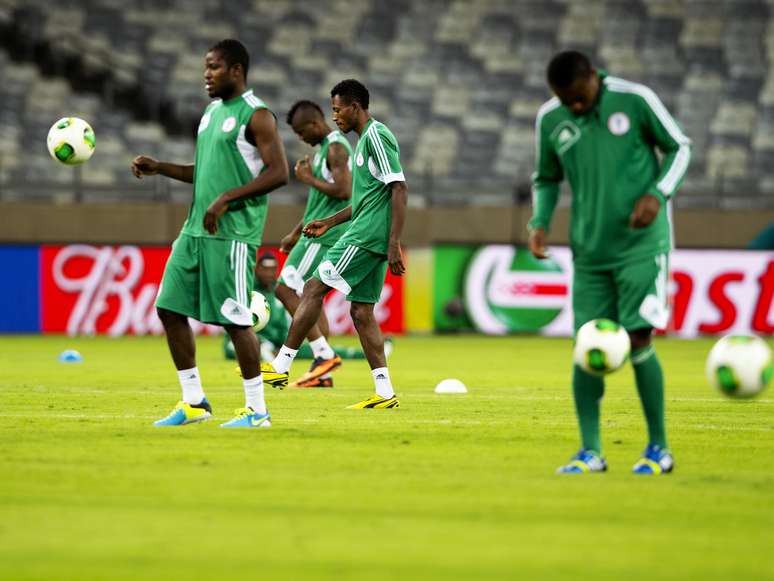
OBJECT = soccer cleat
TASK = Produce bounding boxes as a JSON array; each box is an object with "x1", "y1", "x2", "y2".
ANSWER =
[
  {"x1": 154, "y1": 399, "x2": 212, "y2": 427},
  {"x1": 290, "y1": 355, "x2": 343, "y2": 387},
  {"x1": 291, "y1": 376, "x2": 334, "y2": 388},
  {"x1": 346, "y1": 394, "x2": 400, "y2": 409},
  {"x1": 632, "y1": 445, "x2": 674, "y2": 475},
  {"x1": 234, "y1": 363, "x2": 288, "y2": 389},
  {"x1": 556, "y1": 449, "x2": 608, "y2": 474},
  {"x1": 220, "y1": 407, "x2": 272, "y2": 428}
]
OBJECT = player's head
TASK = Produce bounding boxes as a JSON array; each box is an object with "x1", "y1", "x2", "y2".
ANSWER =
[
  {"x1": 546, "y1": 50, "x2": 599, "y2": 115},
  {"x1": 330, "y1": 79, "x2": 369, "y2": 133},
  {"x1": 255, "y1": 253, "x2": 278, "y2": 288},
  {"x1": 287, "y1": 100, "x2": 327, "y2": 146},
  {"x1": 205, "y1": 39, "x2": 249, "y2": 99}
]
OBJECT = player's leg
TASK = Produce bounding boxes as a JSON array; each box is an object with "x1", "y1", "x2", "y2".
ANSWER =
[
  {"x1": 558, "y1": 267, "x2": 616, "y2": 472},
  {"x1": 270, "y1": 278, "x2": 332, "y2": 374},
  {"x1": 617, "y1": 254, "x2": 673, "y2": 474},
  {"x1": 154, "y1": 235, "x2": 211, "y2": 426}
]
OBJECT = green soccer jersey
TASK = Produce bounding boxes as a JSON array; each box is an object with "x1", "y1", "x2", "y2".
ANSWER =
[
  {"x1": 529, "y1": 73, "x2": 691, "y2": 270},
  {"x1": 182, "y1": 90, "x2": 273, "y2": 245},
  {"x1": 337, "y1": 118, "x2": 404, "y2": 255},
  {"x1": 302, "y1": 130, "x2": 353, "y2": 245}
]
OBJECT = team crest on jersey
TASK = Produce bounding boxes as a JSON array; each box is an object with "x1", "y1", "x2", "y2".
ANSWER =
[
  {"x1": 550, "y1": 121, "x2": 581, "y2": 154},
  {"x1": 198, "y1": 112, "x2": 211, "y2": 134},
  {"x1": 608, "y1": 112, "x2": 630, "y2": 136},
  {"x1": 221, "y1": 116, "x2": 237, "y2": 132},
  {"x1": 356, "y1": 152, "x2": 364, "y2": 167}
]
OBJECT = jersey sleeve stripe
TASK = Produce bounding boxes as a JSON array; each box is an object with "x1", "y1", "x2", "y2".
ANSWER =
[
  {"x1": 366, "y1": 124, "x2": 393, "y2": 176},
  {"x1": 657, "y1": 143, "x2": 691, "y2": 196}
]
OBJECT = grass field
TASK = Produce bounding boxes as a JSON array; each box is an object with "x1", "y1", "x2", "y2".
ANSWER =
[{"x1": 1, "y1": 334, "x2": 772, "y2": 580}]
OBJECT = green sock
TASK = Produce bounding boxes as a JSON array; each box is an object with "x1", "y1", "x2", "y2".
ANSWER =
[
  {"x1": 572, "y1": 365, "x2": 605, "y2": 454},
  {"x1": 631, "y1": 345, "x2": 668, "y2": 449}
]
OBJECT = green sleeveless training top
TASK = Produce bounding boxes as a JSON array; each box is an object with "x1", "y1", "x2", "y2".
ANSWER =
[
  {"x1": 182, "y1": 89, "x2": 272, "y2": 245},
  {"x1": 301, "y1": 130, "x2": 353, "y2": 245}
]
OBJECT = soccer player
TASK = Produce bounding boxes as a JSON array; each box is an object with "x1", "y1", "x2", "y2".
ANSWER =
[
  {"x1": 528, "y1": 51, "x2": 691, "y2": 474},
  {"x1": 267, "y1": 79, "x2": 407, "y2": 409},
  {"x1": 277, "y1": 99, "x2": 353, "y2": 388},
  {"x1": 131, "y1": 39, "x2": 289, "y2": 428}
]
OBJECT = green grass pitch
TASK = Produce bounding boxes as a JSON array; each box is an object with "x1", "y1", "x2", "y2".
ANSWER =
[{"x1": 1, "y1": 335, "x2": 772, "y2": 580}]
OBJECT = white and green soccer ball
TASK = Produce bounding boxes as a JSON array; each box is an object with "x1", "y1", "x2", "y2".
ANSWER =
[
  {"x1": 46, "y1": 117, "x2": 96, "y2": 165},
  {"x1": 573, "y1": 318, "x2": 631, "y2": 375},
  {"x1": 706, "y1": 335, "x2": 772, "y2": 399},
  {"x1": 249, "y1": 291, "x2": 271, "y2": 331}
]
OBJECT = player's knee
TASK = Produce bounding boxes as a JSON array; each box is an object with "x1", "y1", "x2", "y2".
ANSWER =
[
  {"x1": 156, "y1": 306, "x2": 184, "y2": 326},
  {"x1": 350, "y1": 303, "x2": 373, "y2": 327},
  {"x1": 628, "y1": 328, "x2": 652, "y2": 351},
  {"x1": 303, "y1": 278, "x2": 329, "y2": 300}
]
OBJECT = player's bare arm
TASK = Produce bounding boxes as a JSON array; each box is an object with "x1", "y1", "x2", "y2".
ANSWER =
[
  {"x1": 529, "y1": 227, "x2": 549, "y2": 259},
  {"x1": 204, "y1": 108, "x2": 289, "y2": 234},
  {"x1": 303, "y1": 205, "x2": 352, "y2": 238},
  {"x1": 388, "y1": 180, "x2": 408, "y2": 276},
  {"x1": 281, "y1": 221, "x2": 304, "y2": 253},
  {"x1": 293, "y1": 143, "x2": 351, "y2": 200},
  {"x1": 131, "y1": 156, "x2": 194, "y2": 183},
  {"x1": 630, "y1": 193, "x2": 662, "y2": 229}
]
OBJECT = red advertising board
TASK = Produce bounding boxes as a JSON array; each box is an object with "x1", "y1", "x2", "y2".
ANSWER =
[{"x1": 40, "y1": 244, "x2": 404, "y2": 336}]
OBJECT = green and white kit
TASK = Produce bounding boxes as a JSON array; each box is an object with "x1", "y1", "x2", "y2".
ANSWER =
[
  {"x1": 157, "y1": 90, "x2": 273, "y2": 326},
  {"x1": 313, "y1": 118, "x2": 404, "y2": 304},
  {"x1": 529, "y1": 73, "x2": 690, "y2": 331},
  {"x1": 279, "y1": 130, "x2": 352, "y2": 294}
]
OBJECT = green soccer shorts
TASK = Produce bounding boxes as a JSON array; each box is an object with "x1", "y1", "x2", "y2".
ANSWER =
[
  {"x1": 156, "y1": 234, "x2": 258, "y2": 326},
  {"x1": 278, "y1": 238, "x2": 331, "y2": 295},
  {"x1": 572, "y1": 253, "x2": 669, "y2": 333},
  {"x1": 314, "y1": 240, "x2": 388, "y2": 304}
]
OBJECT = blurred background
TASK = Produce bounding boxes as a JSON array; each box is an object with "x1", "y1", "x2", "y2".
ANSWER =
[{"x1": 1, "y1": 0, "x2": 773, "y2": 338}]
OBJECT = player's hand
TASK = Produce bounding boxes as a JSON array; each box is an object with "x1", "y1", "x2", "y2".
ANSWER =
[
  {"x1": 630, "y1": 194, "x2": 661, "y2": 229},
  {"x1": 529, "y1": 227, "x2": 549, "y2": 259},
  {"x1": 203, "y1": 195, "x2": 229, "y2": 235},
  {"x1": 280, "y1": 231, "x2": 299, "y2": 253},
  {"x1": 303, "y1": 219, "x2": 330, "y2": 238},
  {"x1": 131, "y1": 155, "x2": 159, "y2": 178},
  {"x1": 388, "y1": 240, "x2": 406, "y2": 276},
  {"x1": 294, "y1": 155, "x2": 313, "y2": 184}
]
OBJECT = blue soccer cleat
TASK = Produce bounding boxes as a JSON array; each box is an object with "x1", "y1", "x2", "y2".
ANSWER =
[
  {"x1": 220, "y1": 407, "x2": 272, "y2": 428},
  {"x1": 154, "y1": 399, "x2": 212, "y2": 427},
  {"x1": 556, "y1": 449, "x2": 608, "y2": 474},
  {"x1": 632, "y1": 445, "x2": 674, "y2": 475}
]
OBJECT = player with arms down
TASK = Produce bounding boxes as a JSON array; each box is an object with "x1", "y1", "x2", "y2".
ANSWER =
[
  {"x1": 528, "y1": 51, "x2": 691, "y2": 474},
  {"x1": 278, "y1": 100, "x2": 353, "y2": 388},
  {"x1": 268, "y1": 79, "x2": 407, "y2": 409},
  {"x1": 132, "y1": 39, "x2": 289, "y2": 428}
]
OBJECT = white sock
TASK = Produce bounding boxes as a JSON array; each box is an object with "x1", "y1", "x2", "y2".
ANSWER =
[
  {"x1": 309, "y1": 336, "x2": 336, "y2": 360},
  {"x1": 244, "y1": 375, "x2": 266, "y2": 414},
  {"x1": 178, "y1": 367, "x2": 205, "y2": 404},
  {"x1": 372, "y1": 367, "x2": 394, "y2": 399},
  {"x1": 272, "y1": 345, "x2": 298, "y2": 374}
]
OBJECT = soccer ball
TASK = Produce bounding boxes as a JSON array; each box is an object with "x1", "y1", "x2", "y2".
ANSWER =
[
  {"x1": 46, "y1": 117, "x2": 96, "y2": 165},
  {"x1": 706, "y1": 335, "x2": 773, "y2": 399},
  {"x1": 249, "y1": 291, "x2": 271, "y2": 331},
  {"x1": 573, "y1": 319, "x2": 631, "y2": 375}
]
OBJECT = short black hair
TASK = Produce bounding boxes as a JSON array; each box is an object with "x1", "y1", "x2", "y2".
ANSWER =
[
  {"x1": 257, "y1": 252, "x2": 278, "y2": 266},
  {"x1": 330, "y1": 79, "x2": 369, "y2": 110},
  {"x1": 286, "y1": 100, "x2": 324, "y2": 125},
  {"x1": 547, "y1": 50, "x2": 592, "y2": 89},
  {"x1": 209, "y1": 39, "x2": 250, "y2": 80}
]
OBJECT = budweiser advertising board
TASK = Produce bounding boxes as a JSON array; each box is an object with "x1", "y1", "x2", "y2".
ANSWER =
[
  {"x1": 433, "y1": 245, "x2": 774, "y2": 338},
  {"x1": 39, "y1": 244, "x2": 404, "y2": 336}
]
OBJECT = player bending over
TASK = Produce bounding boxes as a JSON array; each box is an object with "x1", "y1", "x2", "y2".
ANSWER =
[
  {"x1": 277, "y1": 99, "x2": 353, "y2": 388},
  {"x1": 132, "y1": 39, "x2": 289, "y2": 429},
  {"x1": 266, "y1": 79, "x2": 407, "y2": 409},
  {"x1": 528, "y1": 51, "x2": 691, "y2": 474}
]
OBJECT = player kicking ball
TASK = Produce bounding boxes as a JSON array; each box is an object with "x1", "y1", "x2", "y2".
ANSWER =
[
  {"x1": 266, "y1": 79, "x2": 407, "y2": 409},
  {"x1": 529, "y1": 51, "x2": 691, "y2": 473},
  {"x1": 132, "y1": 39, "x2": 290, "y2": 428},
  {"x1": 278, "y1": 100, "x2": 353, "y2": 388}
]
